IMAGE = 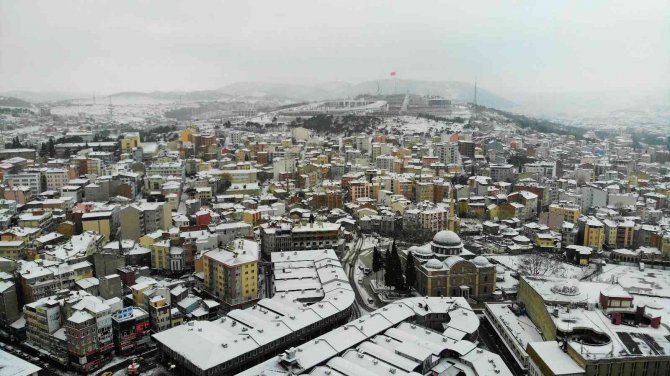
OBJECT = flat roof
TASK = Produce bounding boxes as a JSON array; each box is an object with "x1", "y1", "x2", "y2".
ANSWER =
[
  {"x1": 528, "y1": 341, "x2": 584, "y2": 375},
  {"x1": 240, "y1": 297, "x2": 497, "y2": 376},
  {"x1": 153, "y1": 249, "x2": 355, "y2": 373},
  {"x1": 0, "y1": 349, "x2": 41, "y2": 376}
]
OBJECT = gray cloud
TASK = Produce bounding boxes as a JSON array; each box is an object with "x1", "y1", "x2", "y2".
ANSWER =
[{"x1": 1, "y1": 0, "x2": 668, "y2": 100}]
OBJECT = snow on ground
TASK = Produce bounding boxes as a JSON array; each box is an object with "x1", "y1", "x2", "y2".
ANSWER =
[
  {"x1": 489, "y1": 254, "x2": 596, "y2": 280},
  {"x1": 353, "y1": 259, "x2": 376, "y2": 306},
  {"x1": 591, "y1": 264, "x2": 670, "y2": 298},
  {"x1": 379, "y1": 116, "x2": 465, "y2": 134},
  {"x1": 49, "y1": 103, "x2": 168, "y2": 123},
  {"x1": 7, "y1": 125, "x2": 41, "y2": 136},
  {"x1": 589, "y1": 264, "x2": 670, "y2": 331}
]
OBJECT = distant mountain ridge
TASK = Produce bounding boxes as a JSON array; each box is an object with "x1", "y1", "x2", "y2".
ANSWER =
[
  {"x1": 0, "y1": 96, "x2": 34, "y2": 109},
  {"x1": 1, "y1": 79, "x2": 511, "y2": 108},
  {"x1": 216, "y1": 79, "x2": 513, "y2": 108}
]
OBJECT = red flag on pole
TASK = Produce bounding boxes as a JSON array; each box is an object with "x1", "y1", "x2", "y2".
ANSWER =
[{"x1": 390, "y1": 71, "x2": 396, "y2": 76}]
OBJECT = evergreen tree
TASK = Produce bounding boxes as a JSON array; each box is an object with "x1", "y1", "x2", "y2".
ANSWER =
[
  {"x1": 48, "y1": 138, "x2": 55, "y2": 157},
  {"x1": 404, "y1": 251, "x2": 416, "y2": 290},
  {"x1": 39, "y1": 143, "x2": 48, "y2": 157},
  {"x1": 372, "y1": 247, "x2": 384, "y2": 282},
  {"x1": 383, "y1": 249, "x2": 392, "y2": 287},
  {"x1": 389, "y1": 240, "x2": 404, "y2": 290}
]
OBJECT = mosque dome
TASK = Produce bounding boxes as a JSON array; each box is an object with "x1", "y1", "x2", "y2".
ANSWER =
[
  {"x1": 444, "y1": 255, "x2": 465, "y2": 268},
  {"x1": 413, "y1": 244, "x2": 434, "y2": 256},
  {"x1": 472, "y1": 256, "x2": 491, "y2": 267},
  {"x1": 432, "y1": 230, "x2": 462, "y2": 247},
  {"x1": 425, "y1": 258, "x2": 444, "y2": 270}
]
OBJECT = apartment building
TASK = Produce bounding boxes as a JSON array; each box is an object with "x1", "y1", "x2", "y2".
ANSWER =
[
  {"x1": 111, "y1": 306, "x2": 151, "y2": 355},
  {"x1": 489, "y1": 163, "x2": 515, "y2": 182},
  {"x1": 202, "y1": 239, "x2": 259, "y2": 308},
  {"x1": 64, "y1": 297, "x2": 114, "y2": 373},
  {"x1": 578, "y1": 216, "x2": 605, "y2": 252},
  {"x1": 120, "y1": 133, "x2": 141, "y2": 153},
  {"x1": 5, "y1": 171, "x2": 43, "y2": 195},
  {"x1": 119, "y1": 201, "x2": 171, "y2": 241},
  {"x1": 146, "y1": 162, "x2": 185, "y2": 178},
  {"x1": 24, "y1": 297, "x2": 62, "y2": 356},
  {"x1": 45, "y1": 169, "x2": 69, "y2": 191}
]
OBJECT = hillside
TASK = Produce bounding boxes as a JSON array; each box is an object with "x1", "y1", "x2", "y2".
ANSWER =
[
  {"x1": 0, "y1": 96, "x2": 34, "y2": 109},
  {"x1": 2, "y1": 79, "x2": 511, "y2": 109},
  {"x1": 217, "y1": 79, "x2": 513, "y2": 108}
]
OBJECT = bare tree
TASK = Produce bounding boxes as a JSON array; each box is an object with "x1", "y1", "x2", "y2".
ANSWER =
[{"x1": 518, "y1": 252, "x2": 561, "y2": 277}]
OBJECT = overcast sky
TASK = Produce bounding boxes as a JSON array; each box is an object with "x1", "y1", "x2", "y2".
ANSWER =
[{"x1": 1, "y1": 0, "x2": 668, "y2": 99}]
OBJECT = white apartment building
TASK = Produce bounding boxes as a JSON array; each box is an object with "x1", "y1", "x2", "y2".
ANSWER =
[
  {"x1": 434, "y1": 142, "x2": 461, "y2": 165},
  {"x1": 5, "y1": 171, "x2": 42, "y2": 195},
  {"x1": 146, "y1": 162, "x2": 185, "y2": 178},
  {"x1": 523, "y1": 161, "x2": 556, "y2": 178},
  {"x1": 375, "y1": 154, "x2": 397, "y2": 172},
  {"x1": 45, "y1": 169, "x2": 69, "y2": 191}
]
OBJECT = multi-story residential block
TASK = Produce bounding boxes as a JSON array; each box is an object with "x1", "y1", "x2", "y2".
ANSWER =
[
  {"x1": 194, "y1": 186, "x2": 212, "y2": 202},
  {"x1": 523, "y1": 161, "x2": 556, "y2": 178},
  {"x1": 414, "y1": 181, "x2": 434, "y2": 203},
  {"x1": 19, "y1": 261, "x2": 94, "y2": 304},
  {"x1": 45, "y1": 168, "x2": 69, "y2": 191},
  {"x1": 578, "y1": 216, "x2": 605, "y2": 252},
  {"x1": 489, "y1": 163, "x2": 515, "y2": 182},
  {"x1": 580, "y1": 186, "x2": 607, "y2": 213},
  {"x1": 508, "y1": 190, "x2": 539, "y2": 220},
  {"x1": 24, "y1": 297, "x2": 62, "y2": 356},
  {"x1": 120, "y1": 132, "x2": 141, "y2": 153},
  {"x1": 119, "y1": 201, "x2": 171, "y2": 241},
  {"x1": 259, "y1": 222, "x2": 292, "y2": 255},
  {"x1": 146, "y1": 161, "x2": 185, "y2": 178},
  {"x1": 434, "y1": 142, "x2": 461, "y2": 165},
  {"x1": 81, "y1": 210, "x2": 116, "y2": 240},
  {"x1": 548, "y1": 202, "x2": 581, "y2": 224},
  {"x1": 0, "y1": 240, "x2": 25, "y2": 260},
  {"x1": 616, "y1": 220, "x2": 636, "y2": 249},
  {"x1": 117, "y1": 171, "x2": 141, "y2": 198},
  {"x1": 64, "y1": 297, "x2": 114, "y2": 373},
  {"x1": 111, "y1": 306, "x2": 151, "y2": 355},
  {"x1": 202, "y1": 239, "x2": 259, "y2": 308},
  {"x1": 17, "y1": 210, "x2": 53, "y2": 232},
  {"x1": 0, "y1": 280, "x2": 19, "y2": 329},
  {"x1": 375, "y1": 154, "x2": 397, "y2": 171},
  {"x1": 3, "y1": 185, "x2": 33, "y2": 205},
  {"x1": 290, "y1": 222, "x2": 342, "y2": 252},
  {"x1": 412, "y1": 206, "x2": 450, "y2": 233},
  {"x1": 148, "y1": 294, "x2": 172, "y2": 333},
  {"x1": 4, "y1": 171, "x2": 43, "y2": 195},
  {"x1": 349, "y1": 180, "x2": 371, "y2": 201}
]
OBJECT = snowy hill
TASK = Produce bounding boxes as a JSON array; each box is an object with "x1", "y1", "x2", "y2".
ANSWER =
[{"x1": 216, "y1": 79, "x2": 513, "y2": 108}]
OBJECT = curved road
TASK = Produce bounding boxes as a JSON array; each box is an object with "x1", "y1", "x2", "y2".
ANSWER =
[{"x1": 345, "y1": 231, "x2": 374, "y2": 320}]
